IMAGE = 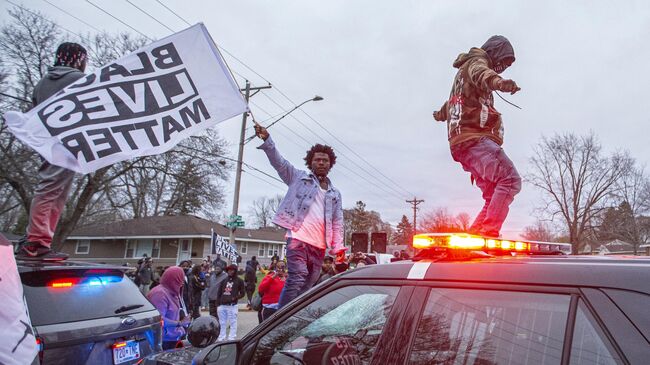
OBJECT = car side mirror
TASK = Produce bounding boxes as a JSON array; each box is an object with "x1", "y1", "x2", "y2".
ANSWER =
[{"x1": 192, "y1": 341, "x2": 240, "y2": 365}]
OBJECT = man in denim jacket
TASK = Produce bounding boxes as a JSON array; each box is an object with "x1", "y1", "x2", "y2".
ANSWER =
[{"x1": 254, "y1": 124, "x2": 347, "y2": 308}]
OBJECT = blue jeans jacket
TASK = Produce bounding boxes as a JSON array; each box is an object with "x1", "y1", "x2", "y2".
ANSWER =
[{"x1": 257, "y1": 136, "x2": 344, "y2": 254}]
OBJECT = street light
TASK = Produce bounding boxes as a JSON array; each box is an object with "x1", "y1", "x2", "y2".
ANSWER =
[{"x1": 244, "y1": 95, "x2": 324, "y2": 143}]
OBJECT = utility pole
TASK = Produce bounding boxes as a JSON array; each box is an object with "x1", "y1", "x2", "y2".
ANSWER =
[
  {"x1": 229, "y1": 80, "x2": 272, "y2": 250},
  {"x1": 406, "y1": 197, "x2": 425, "y2": 237}
]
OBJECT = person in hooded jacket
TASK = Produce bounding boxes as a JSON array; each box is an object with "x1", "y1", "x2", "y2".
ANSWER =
[
  {"x1": 433, "y1": 35, "x2": 522, "y2": 238},
  {"x1": 217, "y1": 264, "x2": 245, "y2": 341},
  {"x1": 189, "y1": 265, "x2": 206, "y2": 319},
  {"x1": 147, "y1": 266, "x2": 191, "y2": 350},
  {"x1": 15, "y1": 43, "x2": 88, "y2": 261}
]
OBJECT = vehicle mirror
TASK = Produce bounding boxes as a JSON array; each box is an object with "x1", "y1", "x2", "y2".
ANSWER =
[{"x1": 192, "y1": 341, "x2": 239, "y2": 365}]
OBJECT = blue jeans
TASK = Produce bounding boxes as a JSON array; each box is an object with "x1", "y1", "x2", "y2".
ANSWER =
[
  {"x1": 278, "y1": 238, "x2": 325, "y2": 308},
  {"x1": 451, "y1": 137, "x2": 521, "y2": 236}
]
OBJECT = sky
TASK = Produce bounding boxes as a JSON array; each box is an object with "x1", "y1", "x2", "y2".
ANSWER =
[{"x1": 2, "y1": 0, "x2": 650, "y2": 238}]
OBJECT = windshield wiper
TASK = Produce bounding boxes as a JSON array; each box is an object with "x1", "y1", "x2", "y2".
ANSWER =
[{"x1": 115, "y1": 304, "x2": 144, "y2": 314}]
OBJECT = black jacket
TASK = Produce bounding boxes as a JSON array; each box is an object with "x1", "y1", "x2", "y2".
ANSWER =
[{"x1": 218, "y1": 275, "x2": 245, "y2": 305}]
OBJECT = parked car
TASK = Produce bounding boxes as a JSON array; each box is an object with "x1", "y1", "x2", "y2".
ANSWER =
[
  {"x1": 143, "y1": 233, "x2": 650, "y2": 365},
  {"x1": 18, "y1": 259, "x2": 163, "y2": 365}
]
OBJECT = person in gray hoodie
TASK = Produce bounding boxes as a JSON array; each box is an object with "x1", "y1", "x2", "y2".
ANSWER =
[
  {"x1": 207, "y1": 265, "x2": 227, "y2": 320},
  {"x1": 16, "y1": 42, "x2": 87, "y2": 261}
]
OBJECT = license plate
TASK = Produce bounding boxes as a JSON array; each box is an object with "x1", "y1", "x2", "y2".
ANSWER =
[{"x1": 113, "y1": 340, "x2": 140, "y2": 364}]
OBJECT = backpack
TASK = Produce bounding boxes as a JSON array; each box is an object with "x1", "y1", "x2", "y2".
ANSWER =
[{"x1": 251, "y1": 292, "x2": 263, "y2": 312}]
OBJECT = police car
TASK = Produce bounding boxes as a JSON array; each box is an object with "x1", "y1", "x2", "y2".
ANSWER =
[{"x1": 149, "y1": 233, "x2": 650, "y2": 365}]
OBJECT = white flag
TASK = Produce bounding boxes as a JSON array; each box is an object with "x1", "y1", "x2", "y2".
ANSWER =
[
  {"x1": 4, "y1": 23, "x2": 247, "y2": 174},
  {"x1": 0, "y1": 235, "x2": 37, "y2": 365}
]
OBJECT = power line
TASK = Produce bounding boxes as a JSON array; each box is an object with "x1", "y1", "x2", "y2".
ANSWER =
[
  {"x1": 249, "y1": 99, "x2": 407, "y2": 204},
  {"x1": 41, "y1": 0, "x2": 102, "y2": 33},
  {"x1": 155, "y1": 0, "x2": 191, "y2": 26},
  {"x1": 242, "y1": 170, "x2": 284, "y2": 191},
  {"x1": 260, "y1": 91, "x2": 410, "y2": 200},
  {"x1": 146, "y1": 0, "x2": 415, "y2": 199},
  {"x1": 275, "y1": 86, "x2": 416, "y2": 197},
  {"x1": 124, "y1": 0, "x2": 175, "y2": 33},
  {"x1": 5, "y1": 0, "x2": 84, "y2": 40},
  {"x1": 85, "y1": 0, "x2": 152, "y2": 41}
]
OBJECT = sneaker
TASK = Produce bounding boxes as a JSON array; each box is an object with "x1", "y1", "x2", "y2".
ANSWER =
[{"x1": 15, "y1": 241, "x2": 68, "y2": 261}]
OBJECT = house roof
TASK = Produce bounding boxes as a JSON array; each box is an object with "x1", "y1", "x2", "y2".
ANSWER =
[{"x1": 68, "y1": 215, "x2": 286, "y2": 243}]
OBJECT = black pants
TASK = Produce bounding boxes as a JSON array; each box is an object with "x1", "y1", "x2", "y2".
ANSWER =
[
  {"x1": 259, "y1": 307, "x2": 277, "y2": 323},
  {"x1": 191, "y1": 294, "x2": 202, "y2": 319},
  {"x1": 209, "y1": 299, "x2": 219, "y2": 321},
  {"x1": 245, "y1": 284, "x2": 255, "y2": 304}
]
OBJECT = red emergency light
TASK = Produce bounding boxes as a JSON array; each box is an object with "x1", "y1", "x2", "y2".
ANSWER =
[{"x1": 413, "y1": 233, "x2": 572, "y2": 255}]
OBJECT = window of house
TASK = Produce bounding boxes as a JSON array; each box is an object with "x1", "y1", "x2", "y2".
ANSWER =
[
  {"x1": 259, "y1": 243, "x2": 265, "y2": 257},
  {"x1": 240, "y1": 242, "x2": 248, "y2": 255},
  {"x1": 75, "y1": 240, "x2": 90, "y2": 254},
  {"x1": 267, "y1": 244, "x2": 274, "y2": 257},
  {"x1": 152, "y1": 239, "x2": 160, "y2": 258},
  {"x1": 125, "y1": 240, "x2": 136, "y2": 258}
]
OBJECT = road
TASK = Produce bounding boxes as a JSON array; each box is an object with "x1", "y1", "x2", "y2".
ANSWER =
[{"x1": 200, "y1": 304, "x2": 259, "y2": 339}]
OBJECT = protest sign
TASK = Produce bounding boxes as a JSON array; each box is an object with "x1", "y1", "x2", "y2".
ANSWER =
[
  {"x1": 4, "y1": 23, "x2": 247, "y2": 174},
  {"x1": 211, "y1": 229, "x2": 239, "y2": 262}
]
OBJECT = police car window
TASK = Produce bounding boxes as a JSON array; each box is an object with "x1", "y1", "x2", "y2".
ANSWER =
[
  {"x1": 409, "y1": 289, "x2": 570, "y2": 365},
  {"x1": 252, "y1": 285, "x2": 399, "y2": 365},
  {"x1": 570, "y1": 300, "x2": 622, "y2": 364}
]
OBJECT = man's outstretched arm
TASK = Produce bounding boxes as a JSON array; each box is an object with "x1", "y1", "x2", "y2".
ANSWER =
[{"x1": 254, "y1": 124, "x2": 300, "y2": 185}]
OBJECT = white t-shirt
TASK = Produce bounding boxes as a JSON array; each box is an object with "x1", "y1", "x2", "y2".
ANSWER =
[{"x1": 290, "y1": 186, "x2": 326, "y2": 249}]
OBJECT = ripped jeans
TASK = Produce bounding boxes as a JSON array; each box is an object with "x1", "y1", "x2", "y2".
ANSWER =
[{"x1": 451, "y1": 137, "x2": 522, "y2": 237}]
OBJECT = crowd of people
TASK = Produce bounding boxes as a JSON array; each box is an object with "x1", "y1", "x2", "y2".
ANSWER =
[{"x1": 135, "y1": 248, "x2": 389, "y2": 348}]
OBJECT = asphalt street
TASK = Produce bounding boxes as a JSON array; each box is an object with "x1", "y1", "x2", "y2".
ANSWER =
[{"x1": 200, "y1": 305, "x2": 259, "y2": 340}]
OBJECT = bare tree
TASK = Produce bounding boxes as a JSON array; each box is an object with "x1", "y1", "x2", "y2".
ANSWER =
[
  {"x1": 521, "y1": 220, "x2": 556, "y2": 242},
  {"x1": 248, "y1": 195, "x2": 282, "y2": 228},
  {"x1": 527, "y1": 132, "x2": 633, "y2": 253},
  {"x1": 419, "y1": 207, "x2": 471, "y2": 233}
]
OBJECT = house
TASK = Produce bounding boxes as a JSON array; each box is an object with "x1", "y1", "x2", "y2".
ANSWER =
[
  {"x1": 583, "y1": 239, "x2": 641, "y2": 255},
  {"x1": 61, "y1": 215, "x2": 286, "y2": 267}
]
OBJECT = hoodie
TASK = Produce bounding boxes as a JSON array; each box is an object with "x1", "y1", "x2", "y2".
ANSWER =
[
  {"x1": 436, "y1": 36, "x2": 515, "y2": 147},
  {"x1": 32, "y1": 66, "x2": 85, "y2": 107},
  {"x1": 147, "y1": 266, "x2": 186, "y2": 341}
]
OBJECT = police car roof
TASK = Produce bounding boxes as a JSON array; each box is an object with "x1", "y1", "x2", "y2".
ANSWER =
[
  {"x1": 16, "y1": 259, "x2": 133, "y2": 273},
  {"x1": 340, "y1": 255, "x2": 650, "y2": 295}
]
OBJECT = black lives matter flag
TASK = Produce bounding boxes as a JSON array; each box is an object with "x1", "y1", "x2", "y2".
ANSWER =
[
  {"x1": 211, "y1": 228, "x2": 239, "y2": 262},
  {"x1": 4, "y1": 23, "x2": 247, "y2": 174}
]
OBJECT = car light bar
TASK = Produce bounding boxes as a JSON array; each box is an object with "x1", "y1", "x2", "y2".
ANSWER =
[
  {"x1": 49, "y1": 275, "x2": 122, "y2": 288},
  {"x1": 413, "y1": 233, "x2": 572, "y2": 255}
]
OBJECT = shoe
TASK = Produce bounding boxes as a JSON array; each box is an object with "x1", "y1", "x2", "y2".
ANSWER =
[{"x1": 15, "y1": 240, "x2": 68, "y2": 261}]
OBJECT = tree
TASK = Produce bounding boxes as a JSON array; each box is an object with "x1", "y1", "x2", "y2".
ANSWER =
[
  {"x1": 393, "y1": 215, "x2": 413, "y2": 246},
  {"x1": 419, "y1": 207, "x2": 470, "y2": 233},
  {"x1": 248, "y1": 194, "x2": 282, "y2": 228},
  {"x1": 527, "y1": 132, "x2": 633, "y2": 254},
  {"x1": 521, "y1": 221, "x2": 556, "y2": 242}
]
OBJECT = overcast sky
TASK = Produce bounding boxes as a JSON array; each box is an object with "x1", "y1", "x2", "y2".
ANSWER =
[{"x1": 2, "y1": 0, "x2": 650, "y2": 237}]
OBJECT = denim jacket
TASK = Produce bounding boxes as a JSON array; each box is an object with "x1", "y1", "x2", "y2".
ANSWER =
[{"x1": 257, "y1": 136, "x2": 344, "y2": 254}]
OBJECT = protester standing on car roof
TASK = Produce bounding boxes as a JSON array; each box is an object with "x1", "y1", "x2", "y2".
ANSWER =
[
  {"x1": 147, "y1": 266, "x2": 191, "y2": 350},
  {"x1": 217, "y1": 264, "x2": 245, "y2": 341},
  {"x1": 189, "y1": 265, "x2": 206, "y2": 319},
  {"x1": 433, "y1": 35, "x2": 522, "y2": 238},
  {"x1": 254, "y1": 124, "x2": 348, "y2": 308},
  {"x1": 14, "y1": 43, "x2": 88, "y2": 261},
  {"x1": 207, "y1": 265, "x2": 227, "y2": 320},
  {"x1": 257, "y1": 261, "x2": 287, "y2": 323}
]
